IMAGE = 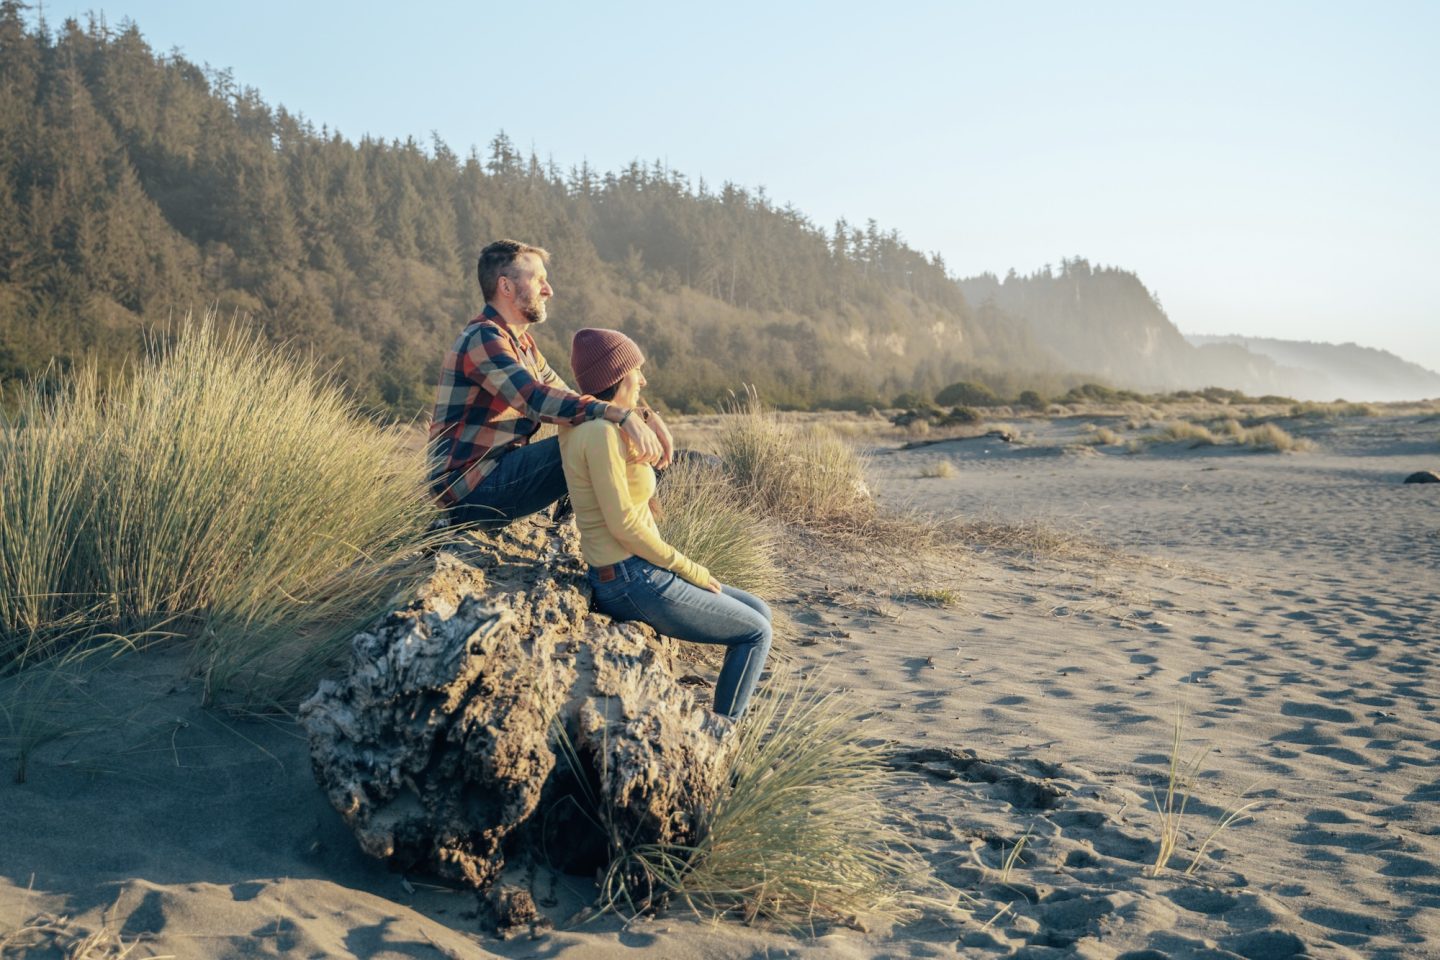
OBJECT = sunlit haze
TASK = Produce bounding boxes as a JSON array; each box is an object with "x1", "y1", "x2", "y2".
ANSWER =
[{"x1": 48, "y1": 0, "x2": 1440, "y2": 373}]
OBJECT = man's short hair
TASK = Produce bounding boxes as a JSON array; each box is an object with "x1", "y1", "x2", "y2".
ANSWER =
[{"x1": 477, "y1": 240, "x2": 550, "y2": 302}]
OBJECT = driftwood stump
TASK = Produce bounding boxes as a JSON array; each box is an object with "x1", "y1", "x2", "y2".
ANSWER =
[{"x1": 299, "y1": 519, "x2": 732, "y2": 891}]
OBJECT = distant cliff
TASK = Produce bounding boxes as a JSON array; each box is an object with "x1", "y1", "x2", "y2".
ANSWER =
[
  {"x1": 1185, "y1": 336, "x2": 1440, "y2": 402},
  {"x1": 960, "y1": 261, "x2": 1438, "y2": 401},
  {"x1": 959, "y1": 259, "x2": 1195, "y2": 387}
]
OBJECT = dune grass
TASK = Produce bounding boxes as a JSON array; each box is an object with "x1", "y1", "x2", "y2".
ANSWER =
[
  {"x1": 905, "y1": 418, "x2": 932, "y2": 438},
  {"x1": 1147, "y1": 715, "x2": 1260, "y2": 878},
  {"x1": 0, "y1": 633, "x2": 143, "y2": 783},
  {"x1": 0, "y1": 316, "x2": 447, "y2": 703},
  {"x1": 654, "y1": 458, "x2": 783, "y2": 596},
  {"x1": 1290, "y1": 400, "x2": 1379, "y2": 420},
  {"x1": 995, "y1": 827, "x2": 1033, "y2": 885},
  {"x1": 1159, "y1": 420, "x2": 1219, "y2": 446},
  {"x1": 1145, "y1": 418, "x2": 1312, "y2": 453},
  {"x1": 1084, "y1": 426, "x2": 1123, "y2": 446},
  {"x1": 714, "y1": 391, "x2": 873, "y2": 529},
  {"x1": 1235, "y1": 421, "x2": 1314, "y2": 452},
  {"x1": 599, "y1": 675, "x2": 935, "y2": 930},
  {"x1": 919, "y1": 459, "x2": 957, "y2": 479}
]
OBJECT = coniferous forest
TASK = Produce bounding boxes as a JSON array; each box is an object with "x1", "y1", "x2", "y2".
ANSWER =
[
  {"x1": 0, "y1": 9, "x2": 1062, "y2": 415},
  {"x1": 4, "y1": 9, "x2": 1434, "y2": 412}
]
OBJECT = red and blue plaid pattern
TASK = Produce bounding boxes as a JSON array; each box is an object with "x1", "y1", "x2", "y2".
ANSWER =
[{"x1": 428, "y1": 306, "x2": 608, "y2": 505}]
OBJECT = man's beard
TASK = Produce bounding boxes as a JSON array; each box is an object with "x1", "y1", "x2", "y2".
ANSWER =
[{"x1": 520, "y1": 294, "x2": 547, "y2": 324}]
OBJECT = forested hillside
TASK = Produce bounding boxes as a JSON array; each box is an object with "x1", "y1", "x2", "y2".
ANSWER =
[{"x1": 0, "y1": 9, "x2": 1060, "y2": 415}]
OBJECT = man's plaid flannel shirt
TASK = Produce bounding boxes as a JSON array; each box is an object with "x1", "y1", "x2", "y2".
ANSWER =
[{"x1": 428, "y1": 306, "x2": 609, "y2": 506}]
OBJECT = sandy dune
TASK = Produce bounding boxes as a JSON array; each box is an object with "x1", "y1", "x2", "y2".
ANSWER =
[{"x1": 2, "y1": 411, "x2": 1437, "y2": 958}]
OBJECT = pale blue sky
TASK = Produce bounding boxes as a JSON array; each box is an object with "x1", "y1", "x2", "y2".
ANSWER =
[{"x1": 45, "y1": 0, "x2": 1440, "y2": 372}]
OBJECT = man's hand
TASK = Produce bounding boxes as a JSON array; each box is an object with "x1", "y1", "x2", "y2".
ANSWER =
[
  {"x1": 619, "y1": 411, "x2": 663, "y2": 465},
  {"x1": 647, "y1": 409, "x2": 674, "y2": 469}
]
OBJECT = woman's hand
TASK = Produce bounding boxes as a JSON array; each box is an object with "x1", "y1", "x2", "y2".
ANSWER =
[{"x1": 702, "y1": 576, "x2": 722, "y2": 593}]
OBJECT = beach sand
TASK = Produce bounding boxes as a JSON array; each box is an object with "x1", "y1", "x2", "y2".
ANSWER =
[{"x1": 2, "y1": 411, "x2": 1437, "y2": 958}]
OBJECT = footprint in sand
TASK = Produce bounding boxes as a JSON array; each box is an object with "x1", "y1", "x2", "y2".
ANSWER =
[
  {"x1": 1280, "y1": 701, "x2": 1355, "y2": 723},
  {"x1": 1167, "y1": 886, "x2": 1240, "y2": 915},
  {"x1": 1221, "y1": 928, "x2": 1309, "y2": 959}
]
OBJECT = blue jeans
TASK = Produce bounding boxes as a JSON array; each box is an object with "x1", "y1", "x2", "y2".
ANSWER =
[
  {"x1": 588, "y1": 557, "x2": 772, "y2": 719},
  {"x1": 449, "y1": 437, "x2": 568, "y2": 530}
]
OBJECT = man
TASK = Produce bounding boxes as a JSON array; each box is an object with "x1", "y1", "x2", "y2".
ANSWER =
[{"x1": 428, "y1": 239, "x2": 672, "y2": 529}]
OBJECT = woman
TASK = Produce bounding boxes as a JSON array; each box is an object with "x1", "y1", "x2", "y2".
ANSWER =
[{"x1": 558, "y1": 328, "x2": 772, "y2": 719}]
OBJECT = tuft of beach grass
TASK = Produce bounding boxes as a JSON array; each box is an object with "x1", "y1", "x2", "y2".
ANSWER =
[
  {"x1": 0, "y1": 314, "x2": 450, "y2": 704},
  {"x1": 654, "y1": 458, "x2": 783, "y2": 596},
  {"x1": 714, "y1": 389, "x2": 874, "y2": 530},
  {"x1": 599, "y1": 674, "x2": 940, "y2": 931},
  {"x1": 1147, "y1": 714, "x2": 1259, "y2": 877}
]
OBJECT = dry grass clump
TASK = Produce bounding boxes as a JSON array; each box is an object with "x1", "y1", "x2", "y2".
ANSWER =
[
  {"x1": 1083, "y1": 426, "x2": 1123, "y2": 445},
  {"x1": 919, "y1": 459, "x2": 957, "y2": 479},
  {"x1": 1159, "y1": 420, "x2": 1218, "y2": 446},
  {"x1": 0, "y1": 910, "x2": 171, "y2": 959},
  {"x1": 0, "y1": 316, "x2": 448, "y2": 703},
  {"x1": 655, "y1": 459, "x2": 782, "y2": 596},
  {"x1": 1290, "y1": 400, "x2": 1379, "y2": 420},
  {"x1": 715, "y1": 392, "x2": 873, "y2": 529},
  {"x1": 951, "y1": 519, "x2": 1120, "y2": 565},
  {"x1": 1237, "y1": 422, "x2": 1313, "y2": 452},
  {"x1": 1141, "y1": 418, "x2": 1312, "y2": 453},
  {"x1": 600, "y1": 676, "x2": 936, "y2": 930},
  {"x1": 900, "y1": 587, "x2": 961, "y2": 607}
]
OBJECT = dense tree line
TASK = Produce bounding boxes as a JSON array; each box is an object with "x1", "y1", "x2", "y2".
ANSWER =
[{"x1": 0, "y1": 8, "x2": 1060, "y2": 415}]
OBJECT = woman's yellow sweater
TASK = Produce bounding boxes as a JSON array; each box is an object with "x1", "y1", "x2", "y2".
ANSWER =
[{"x1": 556, "y1": 420, "x2": 711, "y2": 587}]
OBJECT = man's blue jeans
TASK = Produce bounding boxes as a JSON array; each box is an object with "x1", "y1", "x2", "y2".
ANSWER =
[
  {"x1": 587, "y1": 557, "x2": 772, "y2": 719},
  {"x1": 450, "y1": 437, "x2": 568, "y2": 530}
]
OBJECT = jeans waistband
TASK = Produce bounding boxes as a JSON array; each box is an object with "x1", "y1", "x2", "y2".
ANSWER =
[{"x1": 589, "y1": 556, "x2": 646, "y2": 583}]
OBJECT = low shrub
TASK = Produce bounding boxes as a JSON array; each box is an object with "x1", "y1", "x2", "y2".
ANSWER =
[
  {"x1": 1061, "y1": 382, "x2": 1141, "y2": 405},
  {"x1": 890, "y1": 392, "x2": 933, "y2": 410},
  {"x1": 937, "y1": 405, "x2": 980, "y2": 426},
  {"x1": 936, "y1": 381, "x2": 1000, "y2": 407},
  {"x1": 1015, "y1": 389, "x2": 1047, "y2": 411}
]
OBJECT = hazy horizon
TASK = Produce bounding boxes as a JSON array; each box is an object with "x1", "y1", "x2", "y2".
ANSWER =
[{"x1": 27, "y1": 1, "x2": 1440, "y2": 374}]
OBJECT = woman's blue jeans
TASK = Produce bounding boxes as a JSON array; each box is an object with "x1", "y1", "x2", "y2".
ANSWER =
[{"x1": 588, "y1": 557, "x2": 772, "y2": 719}]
